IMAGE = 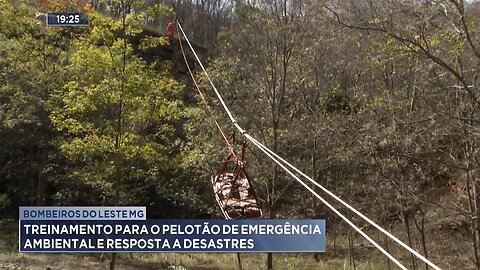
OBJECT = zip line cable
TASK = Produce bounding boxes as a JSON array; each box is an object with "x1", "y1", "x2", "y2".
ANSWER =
[
  {"x1": 175, "y1": 26, "x2": 240, "y2": 162},
  {"x1": 175, "y1": 22, "x2": 238, "y2": 127},
  {"x1": 176, "y1": 20, "x2": 441, "y2": 270},
  {"x1": 247, "y1": 135, "x2": 442, "y2": 270},
  {"x1": 245, "y1": 134, "x2": 408, "y2": 270},
  {"x1": 175, "y1": 22, "x2": 407, "y2": 270}
]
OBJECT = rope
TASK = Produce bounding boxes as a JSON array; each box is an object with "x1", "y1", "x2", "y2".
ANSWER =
[
  {"x1": 176, "y1": 20, "x2": 442, "y2": 270},
  {"x1": 246, "y1": 134, "x2": 408, "y2": 269},
  {"x1": 176, "y1": 21, "x2": 412, "y2": 270},
  {"x1": 176, "y1": 24, "x2": 259, "y2": 222},
  {"x1": 175, "y1": 25, "x2": 239, "y2": 162},
  {"x1": 176, "y1": 21, "x2": 240, "y2": 129},
  {"x1": 248, "y1": 135, "x2": 442, "y2": 270}
]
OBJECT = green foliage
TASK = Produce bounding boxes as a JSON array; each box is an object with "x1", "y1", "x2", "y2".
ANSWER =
[
  {"x1": 0, "y1": 0, "x2": 68, "y2": 211},
  {"x1": 1, "y1": 3, "x2": 479, "y2": 267},
  {"x1": 144, "y1": 3, "x2": 174, "y2": 21},
  {"x1": 0, "y1": 194, "x2": 11, "y2": 209},
  {"x1": 35, "y1": 0, "x2": 90, "y2": 12},
  {"x1": 0, "y1": 0, "x2": 209, "y2": 217},
  {"x1": 47, "y1": 8, "x2": 185, "y2": 204},
  {"x1": 0, "y1": 1, "x2": 27, "y2": 35},
  {"x1": 233, "y1": 3, "x2": 263, "y2": 25},
  {"x1": 139, "y1": 35, "x2": 170, "y2": 50}
]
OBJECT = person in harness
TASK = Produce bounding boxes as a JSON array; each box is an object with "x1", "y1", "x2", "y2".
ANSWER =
[{"x1": 166, "y1": 21, "x2": 175, "y2": 38}]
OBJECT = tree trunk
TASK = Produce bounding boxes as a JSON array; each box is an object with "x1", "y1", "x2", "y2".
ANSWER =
[
  {"x1": 403, "y1": 211, "x2": 417, "y2": 270},
  {"x1": 267, "y1": 253, "x2": 273, "y2": 270},
  {"x1": 413, "y1": 211, "x2": 429, "y2": 270},
  {"x1": 266, "y1": 106, "x2": 279, "y2": 270},
  {"x1": 267, "y1": 163, "x2": 275, "y2": 270},
  {"x1": 237, "y1": 253, "x2": 243, "y2": 270},
  {"x1": 35, "y1": 167, "x2": 44, "y2": 206},
  {"x1": 475, "y1": 177, "x2": 480, "y2": 270},
  {"x1": 384, "y1": 231, "x2": 391, "y2": 270},
  {"x1": 466, "y1": 173, "x2": 480, "y2": 269},
  {"x1": 110, "y1": 253, "x2": 117, "y2": 270},
  {"x1": 333, "y1": 227, "x2": 337, "y2": 257},
  {"x1": 348, "y1": 231, "x2": 356, "y2": 270}
]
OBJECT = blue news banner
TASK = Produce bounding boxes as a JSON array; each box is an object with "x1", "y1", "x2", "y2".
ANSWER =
[{"x1": 19, "y1": 207, "x2": 325, "y2": 253}]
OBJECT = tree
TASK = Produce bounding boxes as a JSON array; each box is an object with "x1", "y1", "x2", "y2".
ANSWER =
[
  {"x1": 47, "y1": 1, "x2": 184, "y2": 268},
  {"x1": 322, "y1": 0, "x2": 480, "y2": 267},
  {"x1": 197, "y1": 1, "x2": 307, "y2": 268},
  {"x1": 0, "y1": 0, "x2": 69, "y2": 211}
]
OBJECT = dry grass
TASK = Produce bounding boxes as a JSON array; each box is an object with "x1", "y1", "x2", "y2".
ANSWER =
[
  {"x1": 0, "y1": 233, "x2": 468, "y2": 270},
  {"x1": 0, "y1": 251, "x2": 393, "y2": 270},
  {"x1": 0, "y1": 216, "x2": 473, "y2": 270}
]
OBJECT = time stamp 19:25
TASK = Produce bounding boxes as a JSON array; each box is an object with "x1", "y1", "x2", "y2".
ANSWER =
[{"x1": 46, "y1": 13, "x2": 89, "y2": 26}]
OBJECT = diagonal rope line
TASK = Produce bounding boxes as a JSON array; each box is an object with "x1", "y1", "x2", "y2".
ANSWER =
[
  {"x1": 245, "y1": 134, "x2": 408, "y2": 270},
  {"x1": 176, "y1": 26, "x2": 239, "y2": 162},
  {"x1": 247, "y1": 134, "x2": 442, "y2": 270},
  {"x1": 176, "y1": 20, "x2": 416, "y2": 270},
  {"x1": 175, "y1": 22, "x2": 239, "y2": 127}
]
